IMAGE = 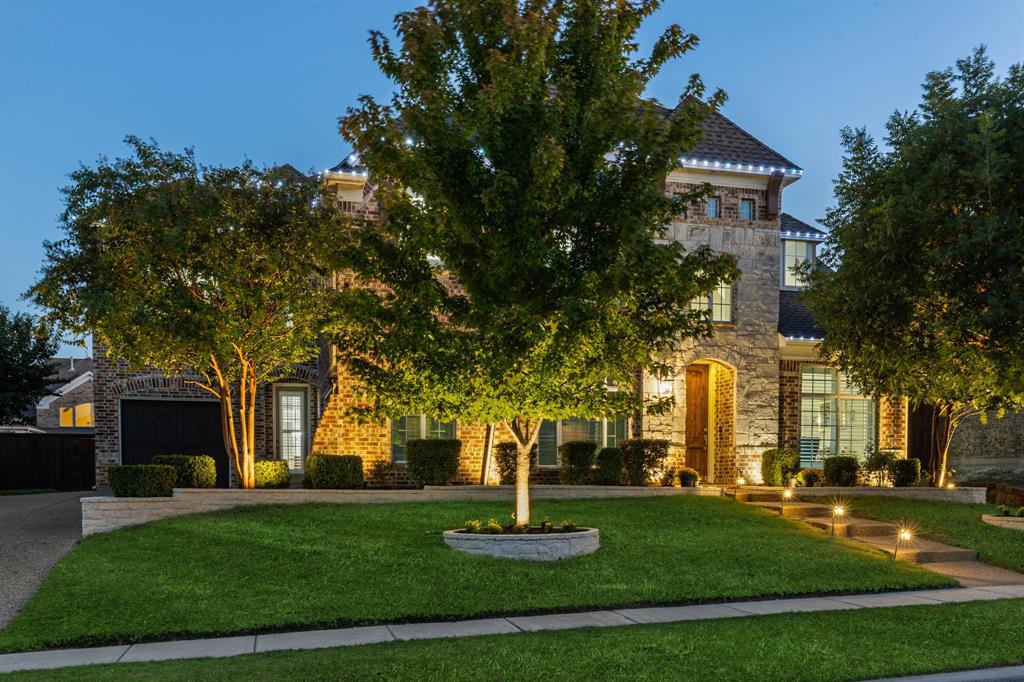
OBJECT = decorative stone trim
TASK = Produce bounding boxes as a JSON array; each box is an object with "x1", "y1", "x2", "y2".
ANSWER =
[
  {"x1": 443, "y1": 528, "x2": 600, "y2": 561},
  {"x1": 81, "y1": 485, "x2": 721, "y2": 536},
  {"x1": 773, "y1": 486, "x2": 987, "y2": 504},
  {"x1": 981, "y1": 515, "x2": 1024, "y2": 531}
]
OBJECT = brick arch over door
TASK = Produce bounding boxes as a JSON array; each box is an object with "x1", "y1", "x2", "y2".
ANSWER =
[{"x1": 110, "y1": 373, "x2": 210, "y2": 399}]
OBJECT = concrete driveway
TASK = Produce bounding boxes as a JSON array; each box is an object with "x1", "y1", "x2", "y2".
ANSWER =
[{"x1": 0, "y1": 490, "x2": 98, "y2": 628}]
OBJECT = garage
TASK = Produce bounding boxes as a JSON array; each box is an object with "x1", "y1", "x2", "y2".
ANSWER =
[{"x1": 120, "y1": 399, "x2": 230, "y2": 487}]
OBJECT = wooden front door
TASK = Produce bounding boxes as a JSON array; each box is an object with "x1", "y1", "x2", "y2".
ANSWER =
[{"x1": 685, "y1": 365, "x2": 709, "y2": 478}]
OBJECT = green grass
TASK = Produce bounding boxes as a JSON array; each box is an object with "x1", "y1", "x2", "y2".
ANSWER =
[
  {"x1": 848, "y1": 497, "x2": 1024, "y2": 572},
  {"x1": 7, "y1": 599, "x2": 1024, "y2": 681},
  {"x1": 0, "y1": 496, "x2": 953, "y2": 653}
]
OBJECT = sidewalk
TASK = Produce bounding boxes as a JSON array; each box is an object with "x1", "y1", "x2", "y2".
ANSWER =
[{"x1": 2, "y1": 583, "x2": 1023, "y2": 674}]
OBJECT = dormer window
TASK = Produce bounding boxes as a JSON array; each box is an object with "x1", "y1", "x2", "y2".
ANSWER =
[
  {"x1": 782, "y1": 240, "x2": 815, "y2": 288},
  {"x1": 706, "y1": 197, "x2": 720, "y2": 219},
  {"x1": 739, "y1": 198, "x2": 754, "y2": 221}
]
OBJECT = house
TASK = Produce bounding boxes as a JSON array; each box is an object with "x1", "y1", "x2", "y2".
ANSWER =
[
  {"x1": 34, "y1": 356, "x2": 95, "y2": 431},
  {"x1": 90, "y1": 106, "x2": 910, "y2": 487}
]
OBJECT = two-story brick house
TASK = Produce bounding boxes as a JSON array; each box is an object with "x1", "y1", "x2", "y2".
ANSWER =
[{"x1": 91, "y1": 105, "x2": 908, "y2": 486}]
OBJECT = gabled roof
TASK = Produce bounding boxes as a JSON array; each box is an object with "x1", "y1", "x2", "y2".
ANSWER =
[
  {"x1": 781, "y1": 213, "x2": 826, "y2": 239},
  {"x1": 37, "y1": 370, "x2": 94, "y2": 410},
  {"x1": 778, "y1": 290, "x2": 824, "y2": 340}
]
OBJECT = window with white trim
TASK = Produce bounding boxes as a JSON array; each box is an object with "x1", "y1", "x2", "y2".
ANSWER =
[
  {"x1": 391, "y1": 415, "x2": 456, "y2": 463},
  {"x1": 782, "y1": 239, "x2": 815, "y2": 288},
  {"x1": 690, "y1": 282, "x2": 733, "y2": 323},
  {"x1": 537, "y1": 417, "x2": 629, "y2": 466},
  {"x1": 798, "y1": 367, "x2": 875, "y2": 467},
  {"x1": 706, "y1": 197, "x2": 720, "y2": 219},
  {"x1": 276, "y1": 387, "x2": 309, "y2": 471}
]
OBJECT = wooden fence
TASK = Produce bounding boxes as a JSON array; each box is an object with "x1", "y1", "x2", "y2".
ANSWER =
[{"x1": 0, "y1": 433, "x2": 95, "y2": 491}]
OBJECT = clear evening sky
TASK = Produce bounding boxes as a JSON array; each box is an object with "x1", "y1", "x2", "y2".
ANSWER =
[{"x1": 1, "y1": 0, "x2": 1022, "y2": 355}]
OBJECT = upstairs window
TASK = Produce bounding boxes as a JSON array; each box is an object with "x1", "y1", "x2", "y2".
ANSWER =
[
  {"x1": 739, "y1": 198, "x2": 755, "y2": 221},
  {"x1": 59, "y1": 402, "x2": 93, "y2": 427},
  {"x1": 690, "y1": 282, "x2": 733, "y2": 323},
  {"x1": 706, "y1": 197, "x2": 720, "y2": 219},
  {"x1": 782, "y1": 240, "x2": 815, "y2": 288},
  {"x1": 391, "y1": 415, "x2": 456, "y2": 463}
]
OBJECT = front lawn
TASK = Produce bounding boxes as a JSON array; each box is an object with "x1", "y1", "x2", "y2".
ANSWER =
[
  {"x1": 0, "y1": 496, "x2": 952, "y2": 652},
  {"x1": 848, "y1": 497, "x2": 1024, "y2": 572},
  {"x1": 7, "y1": 599, "x2": 1024, "y2": 681}
]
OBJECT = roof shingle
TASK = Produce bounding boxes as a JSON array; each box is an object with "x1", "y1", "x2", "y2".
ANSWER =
[{"x1": 778, "y1": 290, "x2": 825, "y2": 340}]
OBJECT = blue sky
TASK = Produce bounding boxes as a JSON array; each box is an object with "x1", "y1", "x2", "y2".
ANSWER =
[{"x1": 1, "y1": 0, "x2": 1022, "y2": 355}]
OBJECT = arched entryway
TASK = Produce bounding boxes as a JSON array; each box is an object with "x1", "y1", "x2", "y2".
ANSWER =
[{"x1": 684, "y1": 360, "x2": 736, "y2": 483}]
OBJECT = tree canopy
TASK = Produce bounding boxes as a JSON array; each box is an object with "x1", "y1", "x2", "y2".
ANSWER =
[
  {"x1": 330, "y1": 0, "x2": 738, "y2": 522},
  {"x1": 802, "y1": 47, "x2": 1024, "y2": 484},
  {"x1": 29, "y1": 137, "x2": 342, "y2": 486},
  {"x1": 0, "y1": 305, "x2": 58, "y2": 425}
]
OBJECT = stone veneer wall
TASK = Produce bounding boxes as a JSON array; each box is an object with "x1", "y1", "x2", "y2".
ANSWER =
[
  {"x1": 641, "y1": 180, "x2": 782, "y2": 484},
  {"x1": 778, "y1": 359, "x2": 907, "y2": 456},
  {"x1": 949, "y1": 410, "x2": 1024, "y2": 478}
]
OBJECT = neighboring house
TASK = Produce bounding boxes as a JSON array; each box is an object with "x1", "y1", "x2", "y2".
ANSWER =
[
  {"x1": 35, "y1": 356, "x2": 95, "y2": 431},
  {"x1": 91, "y1": 105, "x2": 909, "y2": 486}
]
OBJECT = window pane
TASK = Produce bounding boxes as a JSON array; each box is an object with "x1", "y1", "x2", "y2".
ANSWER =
[
  {"x1": 838, "y1": 399, "x2": 875, "y2": 458},
  {"x1": 427, "y1": 417, "x2": 455, "y2": 439},
  {"x1": 739, "y1": 199, "x2": 754, "y2": 221},
  {"x1": 606, "y1": 419, "x2": 627, "y2": 448},
  {"x1": 710, "y1": 282, "x2": 732, "y2": 322},
  {"x1": 277, "y1": 390, "x2": 306, "y2": 470},
  {"x1": 538, "y1": 420, "x2": 557, "y2": 466},
  {"x1": 801, "y1": 366, "x2": 836, "y2": 394},
  {"x1": 74, "y1": 403, "x2": 93, "y2": 427},
  {"x1": 59, "y1": 407, "x2": 73, "y2": 427},
  {"x1": 562, "y1": 418, "x2": 601, "y2": 444},
  {"x1": 706, "y1": 197, "x2": 719, "y2": 219},
  {"x1": 391, "y1": 415, "x2": 421, "y2": 463},
  {"x1": 799, "y1": 396, "x2": 836, "y2": 465},
  {"x1": 783, "y1": 240, "x2": 814, "y2": 287}
]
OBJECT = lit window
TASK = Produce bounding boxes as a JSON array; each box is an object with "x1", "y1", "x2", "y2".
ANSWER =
[
  {"x1": 706, "y1": 197, "x2": 720, "y2": 219},
  {"x1": 276, "y1": 388, "x2": 308, "y2": 471},
  {"x1": 74, "y1": 403, "x2": 93, "y2": 427},
  {"x1": 739, "y1": 198, "x2": 754, "y2": 221},
  {"x1": 537, "y1": 417, "x2": 629, "y2": 466},
  {"x1": 391, "y1": 415, "x2": 456, "y2": 463},
  {"x1": 782, "y1": 240, "x2": 815, "y2": 288},
  {"x1": 690, "y1": 282, "x2": 733, "y2": 323},
  {"x1": 60, "y1": 407, "x2": 74, "y2": 427},
  {"x1": 798, "y1": 367, "x2": 875, "y2": 467}
]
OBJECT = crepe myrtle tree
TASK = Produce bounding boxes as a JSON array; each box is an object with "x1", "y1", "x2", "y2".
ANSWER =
[
  {"x1": 802, "y1": 48, "x2": 1024, "y2": 487},
  {"x1": 330, "y1": 0, "x2": 738, "y2": 525},
  {"x1": 29, "y1": 137, "x2": 343, "y2": 488}
]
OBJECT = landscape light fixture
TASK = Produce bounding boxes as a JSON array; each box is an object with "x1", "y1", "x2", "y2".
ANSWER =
[
  {"x1": 780, "y1": 488, "x2": 794, "y2": 515},
  {"x1": 831, "y1": 505, "x2": 846, "y2": 536},
  {"x1": 894, "y1": 527, "x2": 913, "y2": 561}
]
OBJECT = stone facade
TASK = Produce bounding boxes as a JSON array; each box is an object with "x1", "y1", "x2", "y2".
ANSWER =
[{"x1": 949, "y1": 410, "x2": 1024, "y2": 478}]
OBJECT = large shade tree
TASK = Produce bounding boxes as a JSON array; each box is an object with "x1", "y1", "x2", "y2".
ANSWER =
[
  {"x1": 30, "y1": 138, "x2": 342, "y2": 487},
  {"x1": 802, "y1": 48, "x2": 1023, "y2": 486},
  {"x1": 331, "y1": 0, "x2": 738, "y2": 525},
  {"x1": 0, "y1": 305, "x2": 58, "y2": 424}
]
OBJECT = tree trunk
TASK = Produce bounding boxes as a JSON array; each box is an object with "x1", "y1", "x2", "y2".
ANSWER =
[
  {"x1": 508, "y1": 417, "x2": 541, "y2": 527},
  {"x1": 929, "y1": 401, "x2": 978, "y2": 488},
  {"x1": 205, "y1": 350, "x2": 258, "y2": 489}
]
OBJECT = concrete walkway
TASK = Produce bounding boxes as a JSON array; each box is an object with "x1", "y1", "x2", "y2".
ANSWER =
[
  {"x1": 868, "y1": 665, "x2": 1024, "y2": 681},
  {"x1": 2, "y1": 583, "x2": 1023, "y2": 674},
  {"x1": 0, "y1": 490, "x2": 98, "y2": 628}
]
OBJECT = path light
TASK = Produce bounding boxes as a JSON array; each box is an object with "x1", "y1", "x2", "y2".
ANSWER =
[
  {"x1": 780, "y1": 488, "x2": 794, "y2": 515},
  {"x1": 831, "y1": 504, "x2": 846, "y2": 536},
  {"x1": 894, "y1": 527, "x2": 913, "y2": 561},
  {"x1": 946, "y1": 482, "x2": 956, "y2": 490},
  {"x1": 734, "y1": 476, "x2": 746, "y2": 497}
]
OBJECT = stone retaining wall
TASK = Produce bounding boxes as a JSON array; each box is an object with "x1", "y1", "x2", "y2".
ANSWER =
[
  {"x1": 777, "y1": 486, "x2": 987, "y2": 504},
  {"x1": 82, "y1": 485, "x2": 722, "y2": 536}
]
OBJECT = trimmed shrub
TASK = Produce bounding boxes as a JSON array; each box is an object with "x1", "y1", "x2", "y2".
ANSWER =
[
  {"x1": 558, "y1": 440, "x2": 597, "y2": 485},
  {"x1": 620, "y1": 439, "x2": 670, "y2": 486},
  {"x1": 677, "y1": 467, "x2": 701, "y2": 487},
  {"x1": 406, "y1": 439, "x2": 461, "y2": 486},
  {"x1": 593, "y1": 447, "x2": 624, "y2": 485},
  {"x1": 494, "y1": 442, "x2": 537, "y2": 485},
  {"x1": 108, "y1": 464, "x2": 177, "y2": 497},
  {"x1": 306, "y1": 454, "x2": 364, "y2": 489},
  {"x1": 254, "y1": 460, "x2": 291, "y2": 489},
  {"x1": 797, "y1": 468, "x2": 823, "y2": 487},
  {"x1": 890, "y1": 458, "x2": 922, "y2": 487},
  {"x1": 864, "y1": 446, "x2": 898, "y2": 486},
  {"x1": 151, "y1": 454, "x2": 217, "y2": 489},
  {"x1": 824, "y1": 455, "x2": 860, "y2": 487},
  {"x1": 760, "y1": 448, "x2": 800, "y2": 487}
]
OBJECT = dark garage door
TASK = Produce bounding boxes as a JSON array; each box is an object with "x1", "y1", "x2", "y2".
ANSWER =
[{"x1": 121, "y1": 399, "x2": 229, "y2": 487}]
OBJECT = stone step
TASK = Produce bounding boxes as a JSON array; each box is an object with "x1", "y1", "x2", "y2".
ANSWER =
[
  {"x1": 804, "y1": 517, "x2": 897, "y2": 538},
  {"x1": 751, "y1": 501, "x2": 832, "y2": 519},
  {"x1": 855, "y1": 534, "x2": 977, "y2": 564},
  {"x1": 735, "y1": 490, "x2": 799, "y2": 503}
]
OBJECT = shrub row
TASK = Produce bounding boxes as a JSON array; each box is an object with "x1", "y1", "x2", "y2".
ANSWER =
[
  {"x1": 151, "y1": 455, "x2": 217, "y2": 488},
  {"x1": 800, "y1": 454, "x2": 921, "y2": 487},
  {"x1": 406, "y1": 439, "x2": 461, "y2": 486},
  {"x1": 760, "y1": 448, "x2": 800, "y2": 487},
  {"x1": 305, "y1": 454, "x2": 364, "y2": 489},
  {"x1": 108, "y1": 464, "x2": 177, "y2": 497},
  {"x1": 254, "y1": 460, "x2": 291, "y2": 489}
]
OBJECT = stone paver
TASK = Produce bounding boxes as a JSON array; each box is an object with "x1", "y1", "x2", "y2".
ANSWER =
[
  {"x1": 255, "y1": 626, "x2": 393, "y2": 653},
  {"x1": 389, "y1": 618, "x2": 519, "y2": 641},
  {"x1": 0, "y1": 645, "x2": 129, "y2": 674},
  {"x1": 119, "y1": 636, "x2": 255, "y2": 663},
  {"x1": 507, "y1": 610, "x2": 634, "y2": 631},
  {"x1": 1, "y1": 586, "x2": 1022, "y2": 674},
  {"x1": 867, "y1": 664, "x2": 1024, "y2": 682},
  {"x1": 925, "y1": 561, "x2": 1024, "y2": 587}
]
